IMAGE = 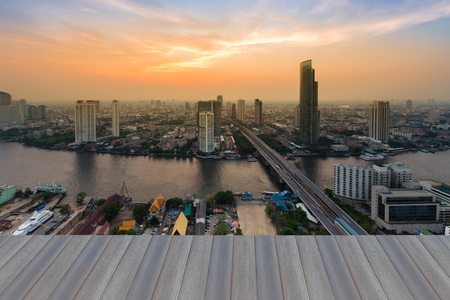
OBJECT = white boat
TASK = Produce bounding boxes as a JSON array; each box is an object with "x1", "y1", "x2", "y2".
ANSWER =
[
  {"x1": 12, "y1": 210, "x2": 54, "y2": 235},
  {"x1": 359, "y1": 154, "x2": 385, "y2": 161}
]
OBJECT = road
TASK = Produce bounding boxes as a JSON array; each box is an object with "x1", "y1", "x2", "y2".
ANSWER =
[{"x1": 238, "y1": 125, "x2": 367, "y2": 235}]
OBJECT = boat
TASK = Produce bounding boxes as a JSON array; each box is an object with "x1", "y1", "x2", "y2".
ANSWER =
[
  {"x1": 359, "y1": 154, "x2": 385, "y2": 161},
  {"x1": 35, "y1": 182, "x2": 67, "y2": 195},
  {"x1": 247, "y1": 155, "x2": 257, "y2": 162},
  {"x1": 13, "y1": 210, "x2": 54, "y2": 235}
]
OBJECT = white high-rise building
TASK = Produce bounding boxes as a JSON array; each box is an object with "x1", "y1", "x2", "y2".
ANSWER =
[
  {"x1": 198, "y1": 112, "x2": 214, "y2": 153},
  {"x1": 112, "y1": 100, "x2": 120, "y2": 137},
  {"x1": 369, "y1": 100, "x2": 390, "y2": 142},
  {"x1": 334, "y1": 163, "x2": 373, "y2": 201},
  {"x1": 334, "y1": 162, "x2": 412, "y2": 201},
  {"x1": 75, "y1": 100, "x2": 96, "y2": 142},
  {"x1": 238, "y1": 99, "x2": 245, "y2": 121}
]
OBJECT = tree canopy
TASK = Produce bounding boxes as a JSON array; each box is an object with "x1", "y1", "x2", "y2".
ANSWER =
[
  {"x1": 214, "y1": 190, "x2": 234, "y2": 204},
  {"x1": 104, "y1": 203, "x2": 120, "y2": 221}
]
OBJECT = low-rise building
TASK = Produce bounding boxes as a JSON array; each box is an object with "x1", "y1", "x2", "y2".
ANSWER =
[
  {"x1": 148, "y1": 194, "x2": 165, "y2": 217},
  {"x1": 331, "y1": 144, "x2": 348, "y2": 152},
  {"x1": 0, "y1": 184, "x2": 17, "y2": 205},
  {"x1": 371, "y1": 186, "x2": 442, "y2": 234}
]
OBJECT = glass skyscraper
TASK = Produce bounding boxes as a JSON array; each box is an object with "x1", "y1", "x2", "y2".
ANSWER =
[{"x1": 299, "y1": 60, "x2": 320, "y2": 144}]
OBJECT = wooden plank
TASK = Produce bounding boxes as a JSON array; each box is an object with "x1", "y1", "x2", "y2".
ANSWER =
[
  {"x1": 417, "y1": 236, "x2": 450, "y2": 277},
  {"x1": 204, "y1": 236, "x2": 233, "y2": 300},
  {"x1": 296, "y1": 236, "x2": 334, "y2": 300},
  {"x1": 0, "y1": 236, "x2": 71, "y2": 300},
  {"x1": 75, "y1": 236, "x2": 133, "y2": 300},
  {"x1": 231, "y1": 236, "x2": 257, "y2": 300},
  {"x1": 316, "y1": 236, "x2": 361, "y2": 300},
  {"x1": 23, "y1": 236, "x2": 92, "y2": 300},
  {"x1": 0, "y1": 236, "x2": 31, "y2": 269},
  {"x1": 125, "y1": 236, "x2": 172, "y2": 300},
  {"x1": 48, "y1": 236, "x2": 111, "y2": 300},
  {"x1": 356, "y1": 236, "x2": 413, "y2": 300},
  {"x1": 100, "y1": 236, "x2": 152, "y2": 300},
  {"x1": 255, "y1": 236, "x2": 283, "y2": 300},
  {"x1": 178, "y1": 236, "x2": 213, "y2": 300},
  {"x1": 0, "y1": 235, "x2": 51, "y2": 294},
  {"x1": 376, "y1": 236, "x2": 439, "y2": 300},
  {"x1": 152, "y1": 236, "x2": 193, "y2": 300},
  {"x1": 335, "y1": 236, "x2": 386, "y2": 300},
  {"x1": 275, "y1": 236, "x2": 309, "y2": 300},
  {"x1": 396, "y1": 236, "x2": 450, "y2": 299}
]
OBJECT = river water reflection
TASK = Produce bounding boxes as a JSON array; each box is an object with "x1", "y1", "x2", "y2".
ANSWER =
[{"x1": 0, "y1": 143, "x2": 448, "y2": 204}]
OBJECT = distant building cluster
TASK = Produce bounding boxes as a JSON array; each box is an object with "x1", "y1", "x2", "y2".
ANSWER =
[{"x1": 0, "y1": 92, "x2": 45, "y2": 125}]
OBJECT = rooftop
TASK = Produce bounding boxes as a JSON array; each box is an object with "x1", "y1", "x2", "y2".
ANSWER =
[{"x1": 1, "y1": 236, "x2": 447, "y2": 299}]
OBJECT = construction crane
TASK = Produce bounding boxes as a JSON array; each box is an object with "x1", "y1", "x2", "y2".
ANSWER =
[{"x1": 120, "y1": 182, "x2": 130, "y2": 198}]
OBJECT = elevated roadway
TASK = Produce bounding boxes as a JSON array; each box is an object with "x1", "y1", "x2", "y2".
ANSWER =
[{"x1": 239, "y1": 126, "x2": 368, "y2": 235}]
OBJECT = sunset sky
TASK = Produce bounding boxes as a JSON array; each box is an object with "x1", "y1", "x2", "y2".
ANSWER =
[{"x1": 1, "y1": 0, "x2": 450, "y2": 103}]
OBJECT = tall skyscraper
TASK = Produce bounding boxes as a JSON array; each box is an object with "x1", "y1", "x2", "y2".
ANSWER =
[
  {"x1": 0, "y1": 92, "x2": 11, "y2": 106},
  {"x1": 299, "y1": 60, "x2": 320, "y2": 144},
  {"x1": 198, "y1": 112, "x2": 215, "y2": 153},
  {"x1": 112, "y1": 100, "x2": 120, "y2": 137},
  {"x1": 406, "y1": 99, "x2": 413, "y2": 111},
  {"x1": 294, "y1": 104, "x2": 300, "y2": 127},
  {"x1": 231, "y1": 103, "x2": 237, "y2": 119},
  {"x1": 197, "y1": 100, "x2": 221, "y2": 136},
  {"x1": 237, "y1": 99, "x2": 245, "y2": 121},
  {"x1": 226, "y1": 102, "x2": 232, "y2": 117},
  {"x1": 369, "y1": 100, "x2": 390, "y2": 142},
  {"x1": 75, "y1": 100, "x2": 96, "y2": 142},
  {"x1": 92, "y1": 100, "x2": 101, "y2": 115},
  {"x1": 254, "y1": 99, "x2": 262, "y2": 125},
  {"x1": 217, "y1": 95, "x2": 223, "y2": 106}
]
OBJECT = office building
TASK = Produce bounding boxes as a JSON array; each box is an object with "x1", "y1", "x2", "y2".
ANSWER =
[
  {"x1": 198, "y1": 112, "x2": 215, "y2": 153},
  {"x1": 217, "y1": 95, "x2": 223, "y2": 106},
  {"x1": 294, "y1": 104, "x2": 300, "y2": 127},
  {"x1": 231, "y1": 103, "x2": 237, "y2": 119},
  {"x1": 334, "y1": 163, "x2": 373, "y2": 201},
  {"x1": 389, "y1": 162, "x2": 412, "y2": 188},
  {"x1": 371, "y1": 186, "x2": 441, "y2": 234},
  {"x1": 237, "y1": 99, "x2": 245, "y2": 121},
  {"x1": 197, "y1": 100, "x2": 221, "y2": 136},
  {"x1": 406, "y1": 99, "x2": 413, "y2": 111},
  {"x1": 75, "y1": 100, "x2": 96, "y2": 142},
  {"x1": 226, "y1": 102, "x2": 232, "y2": 117},
  {"x1": 112, "y1": 100, "x2": 120, "y2": 137},
  {"x1": 369, "y1": 100, "x2": 390, "y2": 142},
  {"x1": 299, "y1": 60, "x2": 320, "y2": 144},
  {"x1": 27, "y1": 105, "x2": 46, "y2": 120},
  {"x1": 254, "y1": 99, "x2": 262, "y2": 125},
  {"x1": 0, "y1": 92, "x2": 11, "y2": 106}
]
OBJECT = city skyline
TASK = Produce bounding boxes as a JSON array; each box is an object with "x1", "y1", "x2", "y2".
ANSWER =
[{"x1": 1, "y1": 1, "x2": 450, "y2": 102}]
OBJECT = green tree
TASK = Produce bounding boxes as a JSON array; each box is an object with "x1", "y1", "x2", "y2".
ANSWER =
[
  {"x1": 77, "y1": 192, "x2": 87, "y2": 205},
  {"x1": 235, "y1": 228, "x2": 243, "y2": 235},
  {"x1": 214, "y1": 216, "x2": 230, "y2": 235},
  {"x1": 205, "y1": 194, "x2": 215, "y2": 205},
  {"x1": 59, "y1": 204, "x2": 71, "y2": 215},
  {"x1": 15, "y1": 189, "x2": 24, "y2": 198},
  {"x1": 214, "y1": 190, "x2": 234, "y2": 204},
  {"x1": 23, "y1": 187, "x2": 34, "y2": 198},
  {"x1": 149, "y1": 216, "x2": 159, "y2": 226},
  {"x1": 126, "y1": 229, "x2": 137, "y2": 235},
  {"x1": 42, "y1": 191, "x2": 54, "y2": 201},
  {"x1": 166, "y1": 197, "x2": 183, "y2": 210},
  {"x1": 133, "y1": 202, "x2": 152, "y2": 224},
  {"x1": 96, "y1": 198, "x2": 106, "y2": 206},
  {"x1": 104, "y1": 203, "x2": 121, "y2": 221}
]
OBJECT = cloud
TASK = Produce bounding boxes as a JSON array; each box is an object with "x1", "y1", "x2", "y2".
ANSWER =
[{"x1": 2, "y1": 0, "x2": 450, "y2": 73}]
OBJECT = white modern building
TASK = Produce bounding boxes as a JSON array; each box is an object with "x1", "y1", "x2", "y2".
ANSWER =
[
  {"x1": 334, "y1": 162, "x2": 412, "y2": 201},
  {"x1": 334, "y1": 163, "x2": 373, "y2": 201},
  {"x1": 371, "y1": 186, "x2": 442, "y2": 234},
  {"x1": 369, "y1": 100, "x2": 390, "y2": 142},
  {"x1": 75, "y1": 100, "x2": 96, "y2": 142},
  {"x1": 198, "y1": 112, "x2": 215, "y2": 153},
  {"x1": 112, "y1": 100, "x2": 120, "y2": 137},
  {"x1": 237, "y1": 99, "x2": 245, "y2": 121}
]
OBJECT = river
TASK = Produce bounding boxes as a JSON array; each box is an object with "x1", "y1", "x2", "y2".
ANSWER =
[{"x1": 0, "y1": 143, "x2": 448, "y2": 204}]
